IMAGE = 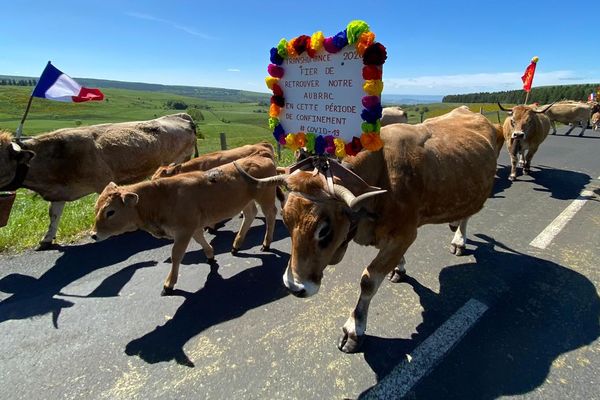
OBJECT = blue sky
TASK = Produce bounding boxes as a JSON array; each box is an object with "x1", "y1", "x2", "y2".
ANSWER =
[{"x1": 1, "y1": 0, "x2": 598, "y2": 95}]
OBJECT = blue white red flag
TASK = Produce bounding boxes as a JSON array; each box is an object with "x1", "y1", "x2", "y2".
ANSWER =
[{"x1": 32, "y1": 62, "x2": 104, "y2": 102}]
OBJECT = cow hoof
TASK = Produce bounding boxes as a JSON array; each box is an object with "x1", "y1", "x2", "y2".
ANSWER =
[
  {"x1": 450, "y1": 243, "x2": 466, "y2": 256},
  {"x1": 388, "y1": 269, "x2": 407, "y2": 283},
  {"x1": 36, "y1": 241, "x2": 54, "y2": 251},
  {"x1": 207, "y1": 257, "x2": 216, "y2": 265},
  {"x1": 260, "y1": 245, "x2": 270, "y2": 252},
  {"x1": 206, "y1": 227, "x2": 218, "y2": 235},
  {"x1": 337, "y1": 331, "x2": 365, "y2": 353},
  {"x1": 508, "y1": 175, "x2": 516, "y2": 181},
  {"x1": 449, "y1": 223, "x2": 458, "y2": 232},
  {"x1": 523, "y1": 169, "x2": 530, "y2": 176},
  {"x1": 161, "y1": 286, "x2": 174, "y2": 296},
  {"x1": 231, "y1": 248, "x2": 239, "y2": 255}
]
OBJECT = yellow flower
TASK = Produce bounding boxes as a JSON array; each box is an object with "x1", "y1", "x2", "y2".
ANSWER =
[
  {"x1": 311, "y1": 31, "x2": 324, "y2": 51},
  {"x1": 287, "y1": 38, "x2": 298, "y2": 58},
  {"x1": 334, "y1": 138, "x2": 346, "y2": 158},
  {"x1": 265, "y1": 76, "x2": 278, "y2": 90},
  {"x1": 285, "y1": 133, "x2": 300, "y2": 151},
  {"x1": 363, "y1": 80, "x2": 384, "y2": 96}
]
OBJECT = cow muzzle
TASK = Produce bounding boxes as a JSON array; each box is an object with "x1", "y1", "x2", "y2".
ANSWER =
[
  {"x1": 511, "y1": 131, "x2": 525, "y2": 139},
  {"x1": 282, "y1": 263, "x2": 320, "y2": 298}
]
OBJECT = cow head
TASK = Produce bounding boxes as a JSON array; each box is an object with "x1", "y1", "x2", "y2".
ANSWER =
[
  {"x1": 92, "y1": 182, "x2": 140, "y2": 241},
  {"x1": 0, "y1": 133, "x2": 35, "y2": 188},
  {"x1": 234, "y1": 162, "x2": 386, "y2": 298},
  {"x1": 498, "y1": 103, "x2": 553, "y2": 155},
  {"x1": 151, "y1": 163, "x2": 182, "y2": 180}
]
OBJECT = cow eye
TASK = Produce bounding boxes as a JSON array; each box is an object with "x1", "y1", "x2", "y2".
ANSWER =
[
  {"x1": 315, "y1": 222, "x2": 334, "y2": 248},
  {"x1": 510, "y1": 119, "x2": 515, "y2": 127},
  {"x1": 106, "y1": 210, "x2": 115, "y2": 218}
]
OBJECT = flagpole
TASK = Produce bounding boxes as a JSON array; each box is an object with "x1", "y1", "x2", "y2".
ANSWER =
[
  {"x1": 15, "y1": 94, "x2": 34, "y2": 140},
  {"x1": 524, "y1": 91, "x2": 530, "y2": 105}
]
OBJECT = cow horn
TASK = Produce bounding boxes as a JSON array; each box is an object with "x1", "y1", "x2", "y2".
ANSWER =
[
  {"x1": 497, "y1": 102, "x2": 512, "y2": 112},
  {"x1": 333, "y1": 184, "x2": 387, "y2": 210},
  {"x1": 234, "y1": 161, "x2": 289, "y2": 188},
  {"x1": 532, "y1": 102, "x2": 555, "y2": 114}
]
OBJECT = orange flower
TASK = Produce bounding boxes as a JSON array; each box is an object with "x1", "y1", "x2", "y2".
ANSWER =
[
  {"x1": 269, "y1": 104, "x2": 281, "y2": 118},
  {"x1": 356, "y1": 32, "x2": 375, "y2": 56},
  {"x1": 295, "y1": 132, "x2": 307, "y2": 148},
  {"x1": 360, "y1": 133, "x2": 383, "y2": 151},
  {"x1": 287, "y1": 38, "x2": 298, "y2": 58}
]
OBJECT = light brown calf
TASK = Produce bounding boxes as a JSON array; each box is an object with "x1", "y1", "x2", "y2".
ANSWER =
[
  {"x1": 151, "y1": 142, "x2": 275, "y2": 179},
  {"x1": 92, "y1": 155, "x2": 278, "y2": 295}
]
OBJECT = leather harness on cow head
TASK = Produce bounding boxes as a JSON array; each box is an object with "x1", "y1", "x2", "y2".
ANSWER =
[
  {"x1": 285, "y1": 155, "x2": 380, "y2": 246},
  {"x1": 1, "y1": 139, "x2": 31, "y2": 192}
]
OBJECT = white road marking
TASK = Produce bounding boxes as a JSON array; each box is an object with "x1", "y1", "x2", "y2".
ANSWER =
[
  {"x1": 530, "y1": 189, "x2": 595, "y2": 249},
  {"x1": 363, "y1": 298, "x2": 489, "y2": 399}
]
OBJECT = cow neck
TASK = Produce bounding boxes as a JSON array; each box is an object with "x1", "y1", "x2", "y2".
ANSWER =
[{"x1": 1, "y1": 163, "x2": 29, "y2": 191}]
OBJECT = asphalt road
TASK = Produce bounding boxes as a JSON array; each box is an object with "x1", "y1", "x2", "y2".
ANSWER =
[{"x1": 1, "y1": 126, "x2": 599, "y2": 400}]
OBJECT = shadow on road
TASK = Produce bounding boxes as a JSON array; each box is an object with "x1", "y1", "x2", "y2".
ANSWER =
[
  {"x1": 529, "y1": 165, "x2": 591, "y2": 200},
  {"x1": 125, "y1": 249, "x2": 290, "y2": 367},
  {"x1": 358, "y1": 234, "x2": 599, "y2": 399},
  {"x1": 0, "y1": 231, "x2": 168, "y2": 327}
]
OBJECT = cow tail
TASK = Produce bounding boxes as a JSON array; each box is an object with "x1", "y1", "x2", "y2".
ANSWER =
[
  {"x1": 194, "y1": 140, "x2": 199, "y2": 158},
  {"x1": 276, "y1": 186, "x2": 286, "y2": 208}
]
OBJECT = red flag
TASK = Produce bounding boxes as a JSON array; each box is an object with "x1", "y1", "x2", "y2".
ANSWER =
[{"x1": 521, "y1": 56, "x2": 539, "y2": 92}]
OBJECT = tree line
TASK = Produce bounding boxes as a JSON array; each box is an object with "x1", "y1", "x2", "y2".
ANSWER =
[
  {"x1": 0, "y1": 79, "x2": 37, "y2": 86},
  {"x1": 443, "y1": 83, "x2": 600, "y2": 104}
]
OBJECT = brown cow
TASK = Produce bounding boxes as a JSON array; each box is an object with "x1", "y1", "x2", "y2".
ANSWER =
[
  {"x1": 92, "y1": 154, "x2": 278, "y2": 295},
  {"x1": 592, "y1": 112, "x2": 600, "y2": 131},
  {"x1": 498, "y1": 103, "x2": 553, "y2": 180},
  {"x1": 0, "y1": 114, "x2": 197, "y2": 248},
  {"x1": 541, "y1": 101, "x2": 592, "y2": 135},
  {"x1": 236, "y1": 106, "x2": 500, "y2": 353},
  {"x1": 380, "y1": 106, "x2": 408, "y2": 125}
]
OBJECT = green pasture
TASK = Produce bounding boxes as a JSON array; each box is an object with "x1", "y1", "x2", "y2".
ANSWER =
[{"x1": 0, "y1": 85, "x2": 505, "y2": 252}]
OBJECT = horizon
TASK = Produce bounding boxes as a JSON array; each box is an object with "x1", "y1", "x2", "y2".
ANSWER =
[{"x1": 1, "y1": 1, "x2": 598, "y2": 96}]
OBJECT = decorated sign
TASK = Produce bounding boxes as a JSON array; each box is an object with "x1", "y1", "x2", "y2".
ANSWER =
[{"x1": 266, "y1": 20, "x2": 387, "y2": 157}]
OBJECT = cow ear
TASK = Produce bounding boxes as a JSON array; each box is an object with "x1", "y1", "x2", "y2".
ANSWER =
[
  {"x1": 121, "y1": 192, "x2": 139, "y2": 207},
  {"x1": 107, "y1": 182, "x2": 118, "y2": 190}
]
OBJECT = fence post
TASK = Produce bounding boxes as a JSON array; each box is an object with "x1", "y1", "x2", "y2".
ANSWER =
[
  {"x1": 277, "y1": 142, "x2": 281, "y2": 161},
  {"x1": 420, "y1": 113, "x2": 424, "y2": 123},
  {"x1": 479, "y1": 106, "x2": 484, "y2": 114},
  {"x1": 219, "y1": 132, "x2": 227, "y2": 150},
  {"x1": 497, "y1": 111, "x2": 501, "y2": 124}
]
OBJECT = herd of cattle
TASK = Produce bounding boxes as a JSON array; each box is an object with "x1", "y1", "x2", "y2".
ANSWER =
[{"x1": 0, "y1": 99, "x2": 598, "y2": 353}]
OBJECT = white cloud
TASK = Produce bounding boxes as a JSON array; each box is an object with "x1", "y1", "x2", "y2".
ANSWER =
[
  {"x1": 384, "y1": 70, "x2": 597, "y2": 95},
  {"x1": 125, "y1": 12, "x2": 213, "y2": 39},
  {"x1": 227, "y1": 68, "x2": 241, "y2": 72}
]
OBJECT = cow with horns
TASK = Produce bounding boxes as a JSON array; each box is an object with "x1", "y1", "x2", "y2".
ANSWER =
[
  {"x1": 235, "y1": 106, "x2": 501, "y2": 353},
  {"x1": 498, "y1": 102, "x2": 553, "y2": 181}
]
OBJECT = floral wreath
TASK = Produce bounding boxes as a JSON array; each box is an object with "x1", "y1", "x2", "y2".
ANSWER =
[{"x1": 266, "y1": 20, "x2": 387, "y2": 158}]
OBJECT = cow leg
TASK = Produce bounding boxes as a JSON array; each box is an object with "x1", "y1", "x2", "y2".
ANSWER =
[
  {"x1": 231, "y1": 202, "x2": 258, "y2": 254},
  {"x1": 449, "y1": 217, "x2": 469, "y2": 256},
  {"x1": 192, "y1": 228, "x2": 214, "y2": 262},
  {"x1": 523, "y1": 146, "x2": 538, "y2": 175},
  {"x1": 550, "y1": 120, "x2": 557, "y2": 134},
  {"x1": 388, "y1": 256, "x2": 407, "y2": 283},
  {"x1": 162, "y1": 233, "x2": 192, "y2": 296},
  {"x1": 578, "y1": 122, "x2": 586, "y2": 136},
  {"x1": 339, "y1": 232, "x2": 416, "y2": 353},
  {"x1": 258, "y1": 196, "x2": 278, "y2": 252},
  {"x1": 38, "y1": 201, "x2": 66, "y2": 250},
  {"x1": 508, "y1": 152, "x2": 518, "y2": 181}
]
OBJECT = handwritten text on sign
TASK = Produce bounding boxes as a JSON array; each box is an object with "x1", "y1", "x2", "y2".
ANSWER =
[{"x1": 279, "y1": 49, "x2": 364, "y2": 142}]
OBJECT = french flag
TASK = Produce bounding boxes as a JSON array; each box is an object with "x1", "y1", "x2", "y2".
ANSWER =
[{"x1": 32, "y1": 62, "x2": 104, "y2": 102}]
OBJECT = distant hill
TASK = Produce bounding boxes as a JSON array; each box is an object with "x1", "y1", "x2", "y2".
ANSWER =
[
  {"x1": 382, "y1": 94, "x2": 443, "y2": 105},
  {"x1": 0, "y1": 74, "x2": 270, "y2": 103},
  {"x1": 442, "y1": 83, "x2": 600, "y2": 104}
]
